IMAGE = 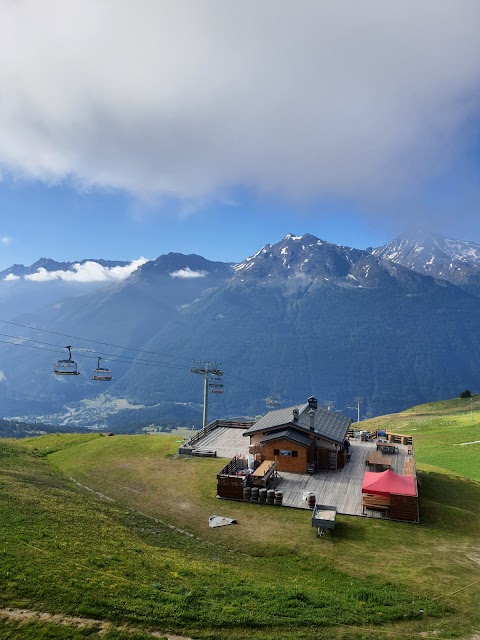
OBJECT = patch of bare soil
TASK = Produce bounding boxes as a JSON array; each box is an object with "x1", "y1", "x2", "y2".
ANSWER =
[{"x1": 0, "y1": 608, "x2": 193, "y2": 639}]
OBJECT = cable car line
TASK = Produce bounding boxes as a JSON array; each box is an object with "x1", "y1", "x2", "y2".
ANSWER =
[
  {"x1": 0, "y1": 336, "x2": 188, "y2": 370},
  {"x1": 0, "y1": 333, "x2": 283, "y2": 407},
  {"x1": 0, "y1": 337, "x2": 71, "y2": 356},
  {"x1": 221, "y1": 370, "x2": 272, "y2": 395},
  {"x1": 0, "y1": 330, "x2": 191, "y2": 370},
  {"x1": 0, "y1": 320, "x2": 279, "y2": 398},
  {"x1": 0, "y1": 317, "x2": 191, "y2": 363}
]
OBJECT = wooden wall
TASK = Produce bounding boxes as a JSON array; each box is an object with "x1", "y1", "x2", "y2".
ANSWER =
[
  {"x1": 317, "y1": 447, "x2": 338, "y2": 470},
  {"x1": 262, "y1": 438, "x2": 310, "y2": 473},
  {"x1": 217, "y1": 475, "x2": 244, "y2": 499},
  {"x1": 389, "y1": 494, "x2": 419, "y2": 522}
]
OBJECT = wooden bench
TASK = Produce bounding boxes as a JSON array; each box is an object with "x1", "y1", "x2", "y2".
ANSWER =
[
  {"x1": 362, "y1": 494, "x2": 390, "y2": 514},
  {"x1": 251, "y1": 460, "x2": 277, "y2": 487},
  {"x1": 385, "y1": 431, "x2": 413, "y2": 446},
  {"x1": 376, "y1": 442, "x2": 397, "y2": 454},
  {"x1": 192, "y1": 449, "x2": 217, "y2": 457},
  {"x1": 366, "y1": 451, "x2": 392, "y2": 471}
]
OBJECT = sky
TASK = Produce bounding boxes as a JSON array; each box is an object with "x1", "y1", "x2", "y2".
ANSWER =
[{"x1": 1, "y1": 0, "x2": 480, "y2": 271}]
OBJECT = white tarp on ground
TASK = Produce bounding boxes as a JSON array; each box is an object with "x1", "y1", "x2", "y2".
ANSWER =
[{"x1": 208, "y1": 515, "x2": 237, "y2": 528}]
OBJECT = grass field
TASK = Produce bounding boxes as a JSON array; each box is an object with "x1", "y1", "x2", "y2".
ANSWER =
[
  {"x1": 363, "y1": 394, "x2": 480, "y2": 481},
  {"x1": 1, "y1": 396, "x2": 480, "y2": 639}
]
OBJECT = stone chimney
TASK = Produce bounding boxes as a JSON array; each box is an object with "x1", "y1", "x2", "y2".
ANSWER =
[
  {"x1": 308, "y1": 408, "x2": 316, "y2": 431},
  {"x1": 292, "y1": 408, "x2": 299, "y2": 421},
  {"x1": 307, "y1": 396, "x2": 318, "y2": 409}
]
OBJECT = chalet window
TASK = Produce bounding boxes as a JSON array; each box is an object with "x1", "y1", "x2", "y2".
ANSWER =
[
  {"x1": 274, "y1": 449, "x2": 279, "y2": 456},
  {"x1": 292, "y1": 450, "x2": 298, "y2": 457}
]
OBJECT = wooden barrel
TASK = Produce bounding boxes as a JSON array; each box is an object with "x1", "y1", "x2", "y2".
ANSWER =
[
  {"x1": 251, "y1": 486, "x2": 259, "y2": 501},
  {"x1": 258, "y1": 488, "x2": 267, "y2": 503},
  {"x1": 266, "y1": 489, "x2": 275, "y2": 504},
  {"x1": 243, "y1": 486, "x2": 251, "y2": 501},
  {"x1": 307, "y1": 493, "x2": 316, "y2": 509},
  {"x1": 274, "y1": 490, "x2": 283, "y2": 506}
]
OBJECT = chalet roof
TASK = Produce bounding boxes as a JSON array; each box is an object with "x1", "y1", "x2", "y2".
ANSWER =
[
  {"x1": 260, "y1": 429, "x2": 312, "y2": 447},
  {"x1": 244, "y1": 400, "x2": 351, "y2": 445}
]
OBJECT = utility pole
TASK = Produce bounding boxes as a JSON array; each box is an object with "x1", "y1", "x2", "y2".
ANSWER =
[
  {"x1": 354, "y1": 397, "x2": 363, "y2": 423},
  {"x1": 191, "y1": 361, "x2": 223, "y2": 429}
]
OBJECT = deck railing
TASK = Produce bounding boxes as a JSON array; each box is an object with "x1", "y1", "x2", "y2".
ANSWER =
[{"x1": 186, "y1": 419, "x2": 254, "y2": 447}]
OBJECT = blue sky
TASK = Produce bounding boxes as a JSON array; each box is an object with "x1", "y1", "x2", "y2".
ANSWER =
[
  {"x1": 1, "y1": 1, "x2": 480, "y2": 270},
  {"x1": 0, "y1": 179, "x2": 398, "y2": 269}
]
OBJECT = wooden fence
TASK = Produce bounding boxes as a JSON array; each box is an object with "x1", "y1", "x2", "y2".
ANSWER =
[
  {"x1": 186, "y1": 419, "x2": 254, "y2": 447},
  {"x1": 217, "y1": 456, "x2": 249, "y2": 499}
]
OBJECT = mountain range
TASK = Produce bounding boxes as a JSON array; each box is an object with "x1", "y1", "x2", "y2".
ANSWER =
[
  {"x1": 372, "y1": 231, "x2": 480, "y2": 295},
  {"x1": 1, "y1": 231, "x2": 479, "y2": 430}
]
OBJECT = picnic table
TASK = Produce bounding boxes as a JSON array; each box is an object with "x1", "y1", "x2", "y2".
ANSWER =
[
  {"x1": 366, "y1": 451, "x2": 392, "y2": 470},
  {"x1": 376, "y1": 442, "x2": 397, "y2": 454},
  {"x1": 251, "y1": 460, "x2": 277, "y2": 488}
]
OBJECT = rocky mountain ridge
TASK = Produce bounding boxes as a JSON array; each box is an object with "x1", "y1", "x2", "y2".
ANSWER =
[
  {"x1": 371, "y1": 231, "x2": 480, "y2": 293},
  {"x1": 1, "y1": 230, "x2": 480, "y2": 429}
]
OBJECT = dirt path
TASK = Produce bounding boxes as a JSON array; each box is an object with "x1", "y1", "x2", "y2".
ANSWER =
[{"x1": 0, "y1": 607, "x2": 193, "y2": 639}]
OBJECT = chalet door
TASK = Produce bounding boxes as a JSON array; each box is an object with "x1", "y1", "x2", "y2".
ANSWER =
[{"x1": 317, "y1": 448, "x2": 329, "y2": 470}]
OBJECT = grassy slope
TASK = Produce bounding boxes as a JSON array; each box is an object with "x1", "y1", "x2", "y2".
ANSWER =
[
  {"x1": 1, "y1": 396, "x2": 479, "y2": 639},
  {"x1": 363, "y1": 394, "x2": 480, "y2": 481}
]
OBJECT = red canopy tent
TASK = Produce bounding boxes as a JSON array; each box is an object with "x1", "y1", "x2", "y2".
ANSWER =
[{"x1": 362, "y1": 469, "x2": 417, "y2": 497}]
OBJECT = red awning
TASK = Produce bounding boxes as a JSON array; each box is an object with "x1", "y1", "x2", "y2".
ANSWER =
[{"x1": 361, "y1": 469, "x2": 417, "y2": 497}]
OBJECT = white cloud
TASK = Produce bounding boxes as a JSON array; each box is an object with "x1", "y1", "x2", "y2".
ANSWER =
[
  {"x1": 4, "y1": 273, "x2": 20, "y2": 281},
  {"x1": 0, "y1": 370, "x2": 6, "y2": 382},
  {"x1": 0, "y1": 1, "x2": 478, "y2": 212},
  {"x1": 24, "y1": 258, "x2": 147, "y2": 282},
  {"x1": 169, "y1": 268, "x2": 207, "y2": 279},
  {"x1": 1, "y1": 236, "x2": 12, "y2": 245}
]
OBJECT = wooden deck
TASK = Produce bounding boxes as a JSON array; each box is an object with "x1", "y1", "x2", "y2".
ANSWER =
[
  {"x1": 276, "y1": 440, "x2": 414, "y2": 518},
  {"x1": 198, "y1": 427, "x2": 416, "y2": 520},
  {"x1": 192, "y1": 426, "x2": 249, "y2": 458}
]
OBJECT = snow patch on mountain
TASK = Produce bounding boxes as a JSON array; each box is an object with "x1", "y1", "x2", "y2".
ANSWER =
[{"x1": 372, "y1": 231, "x2": 480, "y2": 291}]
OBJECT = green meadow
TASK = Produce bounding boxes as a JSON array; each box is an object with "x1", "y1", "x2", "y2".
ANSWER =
[
  {"x1": 1, "y1": 396, "x2": 479, "y2": 639},
  {"x1": 365, "y1": 394, "x2": 480, "y2": 481}
]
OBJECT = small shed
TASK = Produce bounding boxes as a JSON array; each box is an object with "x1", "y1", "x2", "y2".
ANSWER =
[{"x1": 361, "y1": 470, "x2": 418, "y2": 522}]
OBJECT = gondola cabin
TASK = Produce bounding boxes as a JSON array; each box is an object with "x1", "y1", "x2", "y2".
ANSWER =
[
  {"x1": 92, "y1": 357, "x2": 112, "y2": 381},
  {"x1": 54, "y1": 346, "x2": 80, "y2": 376}
]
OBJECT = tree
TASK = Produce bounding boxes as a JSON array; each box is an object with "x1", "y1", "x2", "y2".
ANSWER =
[{"x1": 459, "y1": 389, "x2": 472, "y2": 398}]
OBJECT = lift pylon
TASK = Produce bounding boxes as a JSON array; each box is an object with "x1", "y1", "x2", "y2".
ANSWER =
[{"x1": 191, "y1": 361, "x2": 223, "y2": 428}]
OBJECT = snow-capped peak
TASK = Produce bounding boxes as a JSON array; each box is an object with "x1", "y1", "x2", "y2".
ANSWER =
[
  {"x1": 372, "y1": 231, "x2": 480, "y2": 285},
  {"x1": 233, "y1": 233, "x2": 366, "y2": 283}
]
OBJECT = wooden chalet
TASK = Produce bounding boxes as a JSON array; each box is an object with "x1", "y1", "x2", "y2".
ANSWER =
[{"x1": 243, "y1": 396, "x2": 352, "y2": 473}]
